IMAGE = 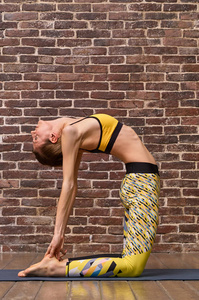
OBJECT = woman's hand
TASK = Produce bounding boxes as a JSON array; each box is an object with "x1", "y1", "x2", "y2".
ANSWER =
[{"x1": 45, "y1": 234, "x2": 67, "y2": 260}]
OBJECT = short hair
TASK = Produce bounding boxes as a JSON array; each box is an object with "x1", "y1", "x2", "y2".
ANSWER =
[{"x1": 33, "y1": 137, "x2": 63, "y2": 167}]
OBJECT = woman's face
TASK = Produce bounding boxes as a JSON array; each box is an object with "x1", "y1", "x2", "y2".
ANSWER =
[{"x1": 31, "y1": 120, "x2": 52, "y2": 149}]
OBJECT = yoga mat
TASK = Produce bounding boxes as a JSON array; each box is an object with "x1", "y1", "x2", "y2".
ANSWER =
[{"x1": 0, "y1": 269, "x2": 199, "y2": 281}]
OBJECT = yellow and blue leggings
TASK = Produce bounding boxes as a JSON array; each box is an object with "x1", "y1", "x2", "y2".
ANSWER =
[{"x1": 66, "y1": 162, "x2": 160, "y2": 278}]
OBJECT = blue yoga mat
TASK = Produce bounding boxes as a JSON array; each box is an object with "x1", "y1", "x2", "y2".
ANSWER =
[{"x1": 0, "y1": 269, "x2": 199, "y2": 281}]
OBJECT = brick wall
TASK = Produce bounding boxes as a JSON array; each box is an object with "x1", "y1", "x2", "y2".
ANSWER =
[{"x1": 0, "y1": 0, "x2": 199, "y2": 254}]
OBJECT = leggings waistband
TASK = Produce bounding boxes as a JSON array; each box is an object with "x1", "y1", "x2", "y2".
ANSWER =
[{"x1": 125, "y1": 162, "x2": 159, "y2": 175}]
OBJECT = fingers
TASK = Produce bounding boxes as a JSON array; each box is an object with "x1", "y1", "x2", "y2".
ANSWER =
[
  {"x1": 59, "y1": 249, "x2": 67, "y2": 260},
  {"x1": 49, "y1": 246, "x2": 56, "y2": 258},
  {"x1": 45, "y1": 244, "x2": 52, "y2": 257}
]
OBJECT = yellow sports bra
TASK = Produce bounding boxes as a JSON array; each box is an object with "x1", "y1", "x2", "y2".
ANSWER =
[{"x1": 70, "y1": 114, "x2": 123, "y2": 154}]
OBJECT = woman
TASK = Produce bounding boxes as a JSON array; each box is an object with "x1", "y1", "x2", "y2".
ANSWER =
[{"x1": 18, "y1": 114, "x2": 160, "y2": 278}]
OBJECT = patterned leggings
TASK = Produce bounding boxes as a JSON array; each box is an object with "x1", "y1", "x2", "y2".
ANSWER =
[{"x1": 66, "y1": 163, "x2": 160, "y2": 278}]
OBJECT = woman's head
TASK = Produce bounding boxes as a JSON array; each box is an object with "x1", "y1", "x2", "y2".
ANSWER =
[
  {"x1": 33, "y1": 137, "x2": 63, "y2": 167},
  {"x1": 31, "y1": 119, "x2": 63, "y2": 167}
]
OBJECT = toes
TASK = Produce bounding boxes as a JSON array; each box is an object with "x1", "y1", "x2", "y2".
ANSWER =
[{"x1": 18, "y1": 270, "x2": 26, "y2": 277}]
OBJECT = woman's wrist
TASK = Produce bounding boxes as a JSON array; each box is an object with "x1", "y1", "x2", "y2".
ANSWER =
[{"x1": 54, "y1": 228, "x2": 64, "y2": 238}]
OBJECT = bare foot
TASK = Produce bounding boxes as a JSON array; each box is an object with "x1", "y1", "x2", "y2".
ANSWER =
[{"x1": 18, "y1": 255, "x2": 67, "y2": 277}]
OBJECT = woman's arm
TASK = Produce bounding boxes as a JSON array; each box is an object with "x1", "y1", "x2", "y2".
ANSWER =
[{"x1": 46, "y1": 126, "x2": 83, "y2": 259}]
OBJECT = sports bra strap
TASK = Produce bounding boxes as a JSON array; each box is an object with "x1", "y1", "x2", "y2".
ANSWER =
[{"x1": 70, "y1": 117, "x2": 88, "y2": 126}]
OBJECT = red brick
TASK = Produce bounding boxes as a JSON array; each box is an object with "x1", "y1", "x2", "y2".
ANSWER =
[
  {"x1": 110, "y1": 100, "x2": 143, "y2": 109},
  {"x1": 75, "y1": 208, "x2": 110, "y2": 217},
  {"x1": 165, "y1": 108, "x2": 199, "y2": 117},
  {"x1": 157, "y1": 225, "x2": 178, "y2": 234},
  {"x1": 147, "y1": 82, "x2": 179, "y2": 91},
  {"x1": 91, "y1": 92, "x2": 124, "y2": 100},
  {"x1": 73, "y1": 47, "x2": 106, "y2": 56},
  {"x1": 164, "y1": 126, "x2": 197, "y2": 135},
  {"x1": 60, "y1": 108, "x2": 93, "y2": 117},
  {"x1": 184, "y1": 30, "x2": 199, "y2": 38},
  {"x1": 24, "y1": 73, "x2": 57, "y2": 81},
  {"x1": 0, "y1": 4, "x2": 20, "y2": 12},
  {"x1": 75, "y1": 82, "x2": 108, "y2": 91},
  {"x1": 22, "y1": 38, "x2": 55, "y2": 47},
  {"x1": 93, "y1": 3, "x2": 126, "y2": 12},
  {"x1": 130, "y1": 73, "x2": 164, "y2": 82},
  {"x1": 40, "y1": 100, "x2": 72, "y2": 107},
  {"x1": 112, "y1": 82, "x2": 144, "y2": 91},
  {"x1": 167, "y1": 144, "x2": 199, "y2": 153},
  {"x1": 22, "y1": 198, "x2": 56, "y2": 207},
  {"x1": 36, "y1": 226, "x2": 55, "y2": 234},
  {"x1": 0, "y1": 217, "x2": 15, "y2": 225},
  {"x1": 89, "y1": 217, "x2": 122, "y2": 226},
  {"x1": 2, "y1": 207, "x2": 36, "y2": 216},
  {"x1": 74, "y1": 100, "x2": 107, "y2": 108},
  {"x1": 73, "y1": 226, "x2": 106, "y2": 235},
  {"x1": 162, "y1": 234, "x2": 196, "y2": 243},
  {"x1": 94, "y1": 39, "x2": 126, "y2": 47},
  {"x1": 56, "y1": 56, "x2": 89, "y2": 65},
  {"x1": 75, "y1": 65, "x2": 108, "y2": 73},
  {"x1": 183, "y1": 189, "x2": 199, "y2": 197},
  {"x1": 162, "y1": 91, "x2": 195, "y2": 100},
  {"x1": 164, "y1": 37, "x2": 197, "y2": 47},
  {"x1": 22, "y1": 3, "x2": 55, "y2": 12},
  {"x1": 76, "y1": 13, "x2": 106, "y2": 20},
  {"x1": 130, "y1": 4, "x2": 161, "y2": 11},
  {"x1": 20, "y1": 20, "x2": 53, "y2": 29},
  {"x1": 113, "y1": 30, "x2": 145, "y2": 38},
  {"x1": 161, "y1": 216, "x2": 195, "y2": 224},
  {"x1": 130, "y1": 108, "x2": 163, "y2": 118},
  {"x1": 58, "y1": 4, "x2": 91, "y2": 12},
  {"x1": 59, "y1": 74, "x2": 92, "y2": 81},
  {"x1": 77, "y1": 189, "x2": 110, "y2": 199},
  {"x1": 182, "y1": 153, "x2": 199, "y2": 161},
  {"x1": 22, "y1": 91, "x2": 54, "y2": 99},
  {"x1": 5, "y1": 29, "x2": 39, "y2": 38},
  {"x1": 110, "y1": 12, "x2": 142, "y2": 21},
  {"x1": 147, "y1": 65, "x2": 179, "y2": 72},
  {"x1": 91, "y1": 21, "x2": 123, "y2": 30},
  {"x1": 0, "y1": 55, "x2": 17, "y2": 63},
  {"x1": 77, "y1": 30, "x2": 110, "y2": 38},
  {"x1": 180, "y1": 12, "x2": 199, "y2": 20},
  {"x1": 127, "y1": 91, "x2": 160, "y2": 100},
  {"x1": 75, "y1": 244, "x2": 110, "y2": 254},
  {"x1": 91, "y1": 56, "x2": 124, "y2": 64},
  {"x1": 163, "y1": 56, "x2": 196, "y2": 64},
  {"x1": 40, "y1": 82, "x2": 72, "y2": 90},
  {"x1": 127, "y1": 55, "x2": 161, "y2": 64},
  {"x1": 4, "y1": 12, "x2": 38, "y2": 21},
  {"x1": 38, "y1": 48, "x2": 71, "y2": 56},
  {"x1": 0, "y1": 226, "x2": 35, "y2": 235},
  {"x1": 164, "y1": 4, "x2": 197, "y2": 12},
  {"x1": 55, "y1": 21, "x2": 87, "y2": 29},
  {"x1": 182, "y1": 65, "x2": 199, "y2": 72},
  {"x1": 167, "y1": 73, "x2": 199, "y2": 81},
  {"x1": 109, "y1": 47, "x2": 142, "y2": 55},
  {"x1": 126, "y1": 21, "x2": 159, "y2": 29},
  {"x1": 179, "y1": 225, "x2": 199, "y2": 233},
  {"x1": 162, "y1": 161, "x2": 195, "y2": 170},
  {"x1": 65, "y1": 235, "x2": 90, "y2": 244},
  {"x1": 68, "y1": 217, "x2": 87, "y2": 226},
  {"x1": 40, "y1": 12, "x2": 73, "y2": 21},
  {"x1": 0, "y1": 73, "x2": 22, "y2": 81},
  {"x1": 96, "y1": 199, "x2": 121, "y2": 208},
  {"x1": 4, "y1": 82, "x2": 38, "y2": 90},
  {"x1": 4, "y1": 64, "x2": 37, "y2": 73},
  {"x1": 93, "y1": 235, "x2": 122, "y2": 244}
]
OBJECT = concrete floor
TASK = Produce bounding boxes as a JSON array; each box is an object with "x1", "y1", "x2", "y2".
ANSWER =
[{"x1": 0, "y1": 252, "x2": 199, "y2": 299}]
